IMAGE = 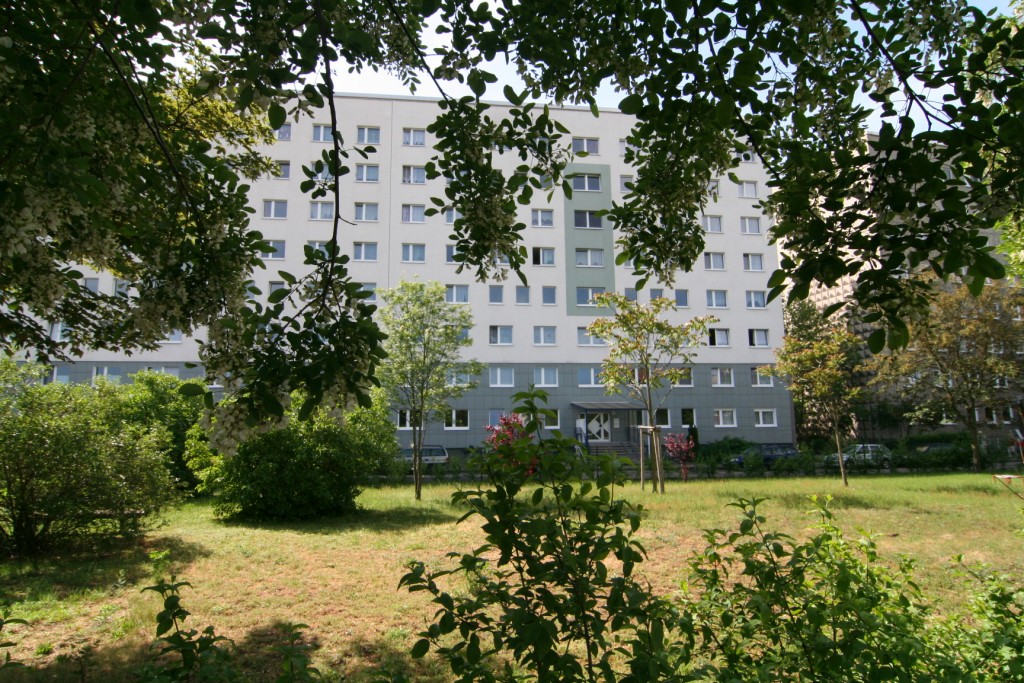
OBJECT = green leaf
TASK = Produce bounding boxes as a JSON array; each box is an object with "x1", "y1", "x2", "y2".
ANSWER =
[
  {"x1": 867, "y1": 329, "x2": 886, "y2": 354},
  {"x1": 410, "y1": 638, "x2": 430, "y2": 658},
  {"x1": 178, "y1": 383, "x2": 205, "y2": 396},
  {"x1": 268, "y1": 287, "x2": 290, "y2": 304},
  {"x1": 619, "y1": 93, "x2": 643, "y2": 114},
  {"x1": 268, "y1": 103, "x2": 286, "y2": 131}
]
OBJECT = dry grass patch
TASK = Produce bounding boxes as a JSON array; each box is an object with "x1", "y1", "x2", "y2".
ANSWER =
[{"x1": 1, "y1": 473, "x2": 1021, "y2": 680}]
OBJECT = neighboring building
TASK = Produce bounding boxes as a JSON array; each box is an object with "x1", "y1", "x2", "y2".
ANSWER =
[{"x1": 49, "y1": 93, "x2": 793, "y2": 451}]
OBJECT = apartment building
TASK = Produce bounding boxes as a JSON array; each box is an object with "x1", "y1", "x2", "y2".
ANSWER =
[{"x1": 50, "y1": 93, "x2": 793, "y2": 450}]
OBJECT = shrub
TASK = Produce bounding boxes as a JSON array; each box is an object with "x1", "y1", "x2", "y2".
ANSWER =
[
  {"x1": 187, "y1": 395, "x2": 398, "y2": 520},
  {"x1": 0, "y1": 362, "x2": 176, "y2": 554}
]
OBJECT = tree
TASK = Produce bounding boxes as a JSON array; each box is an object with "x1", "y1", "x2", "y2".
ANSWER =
[
  {"x1": 871, "y1": 279, "x2": 1024, "y2": 471},
  {"x1": 773, "y1": 319, "x2": 864, "y2": 486},
  {"x1": 587, "y1": 292, "x2": 712, "y2": 493},
  {"x1": 377, "y1": 281, "x2": 483, "y2": 500},
  {"x1": 6, "y1": 0, "x2": 1024, "y2": 434}
]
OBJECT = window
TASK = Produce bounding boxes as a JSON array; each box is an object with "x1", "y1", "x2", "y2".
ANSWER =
[
  {"x1": 539, "y1": 408, "x2": 560, "y2": 430},
  {"x1": 572, "y1": 137, "x2": 599, "y2": 155},
  {"x1": 260, "y1": 241, "x2": 286, "y2": 260},
  {"x1": 487, "y1": 409, "x2": 506, "y2": 427},
  {"x1": 161, "y1": 329, "x2": 183, "y2": 343},
  {"x1": 737, "y1": 180, "x2": 758, "y2": 198},
  {"x1": 674, "y1": 367, "x2": 694, "y2": 386},
  {"x1": 746, "y1": 290, "x2": 768, "y2": 309},
  {"x1": 490, "y1": 367, "x2": 514, "y2": 387},
  {"x1": 675, "y1": 289, "x2": 689, "y2": 307},
  {"x1": 276, "y1": 124, "x2": 291, "y2": 141},
  {"x1": 489, "y1": 285, "x2": 504, "y2": 304},
  {"x1": 708, "y1": 328, "x2": 730, "y2": 347},
  {"x1": 312, "y1": 124, "x2": 333, "y2": 142},
  {"x1": 357, "y1": 126, "x2": 380, "y2": 144},
  {"x1": 531, "y1": 209, "x2": 554, "y2": 227},
  {"x1": 740, "y1": 216, "x2": 761, "y2": 234},
  {"x1": 516, "y1": 286, "x2": 530, "y2": 304},
  {"x1": 754, "y1": 409, "x2": 777, "y2": 427},
  {"x1": 713, "y1": 409, "x2": 737, "y2": 428},
  {"x1": 533, "y1": 367, "x2": 558, "y2": 387},
  {"x1": 83, "y1": 277, "x2": 99, "y2": 293},
  {"x1": 401, "y1": 243, "x2": 425, "y2": 263},
  {"x1": 532, "y1": 247, "x2": 555, "y2": 266},
  {"x1": 702, "y1": 215, "x2": 722, "y2": 233},
  {"x1": 711, "y1": 367, "x2": 734, "y2": 386},
  {"x1": 263, "y1": 200, "x2": 287, "y2": 219},
  {"x1": 402, "y1": 165, "x2": 427, "y2": 184},
  {"x1": 268, "y1": 281, "x2": 286, "y2": 294},
  {"x1": 743, "y1": 253, "x2": 764, "y2": 271},
  {"x1": 494, "y1": 253, "x2": 510, "y2": 266},
  {"x1": 578, "y1": 366, "x2": 603, "y2": 386},
  {"x1": 577, "y1": 328, "x2": 605, "y2": 346},
  {"x1": 275, "y1": 161, "x2": 290, "y2": 179},
  {"x1": 620, "y1": 175, "x2": 633, "y2": 192},
  {"x1": 446, "y1": 370, "x2": 472, "y2": 386},
  {"x1": 114, "y1": 278, "x2": 131, "y2": 297},
  {"x1": 353, "y1": 242, "x2": 377, "y2": 261},
  {"x1": 445, "y1": 245, "x2": 460, "y2": 264},
  {"x1": 445, "y1": 208, "x2": 461, "y2": 224},
  {"x1": 355, "y1": 164, "x2": 379, "y2": 182},
  {"x1": 574, "y1": 210, "x2": 602, "y2": 229},
  {"x1": 397, "y1": 409, "x2": 418, "y2": 430},
  {"x1": 401, "y1": 204, "x2": 425, "y2": 223},
  {"x1": 354, "y1": 203, "x2": 379, "y2": 221},
  {"x1": 575, "y1": 248, "x2": 604, "y2": 267},
  {"x1": 533, "y1": 326, "x2": 556, "y2": 345},
  {"x1": 542, "y1": 286, "x2": 557, "y2": 305},
  {"x1": 577, "y1": 287, "x2": 605, "y2": 306},
  {"x1": 313, "y1": 166, "x2": 334, "y2": 182},
  {"x1": 748, "y1": 329, "x2": 770, "y2": 347},
  {"x1": 403, "y1": 128, "x2": 426, "y2": 146},
  {"x1": 445, "y1": 409, "x2": 469, "y2": 430},
  {"x1": 624, "y1": 288, "x2": 637, "y2": 302},
  {"x1": 651, "y1": 409, "x2": 670, "y2": 428},
  {"x1": 704, "y1": 252, "x2": 725, "y2": 270},
  {"x1": 572, "y1": 174, "x2": 601, "y2": 191},
  {"x1": 145, "y1": 365, "x2": 180, "y2": 378},
  {"x1": 309, "y1": 201, "x2": 333, "y2": 220},
  {"x1": 707, "y1": 179, "x2": 719, "y2": 197},
  {"x1": 445, "y1": 284, "x2": 469, "y2": 303},
  {"x1": 706, "y1": 289, "x2": 728, "y2": 308},
  {"x1": 680, "y1": 408, "x2": 695, "y2": 427},
  {"x1": 752, "y1": 368, "x2": 774, "y2": 387},
  {"x1": 93, "y1": 365, "x2": 123, "y2": 384},
  {"x1": 359, "y1": 282, "x2": 377, "y2": 301},
  {"x1": 489, "y1": 325, "x2": 512, "y2": 345}
]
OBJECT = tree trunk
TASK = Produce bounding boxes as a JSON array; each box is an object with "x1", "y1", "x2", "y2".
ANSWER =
[
  {"x1": 968, "y1": 425, "x2": 984, "y2": 472},
  {"x1": 413, "y1": 424, "x2": 423, "y2": 501},
  {"x1": 652, "y1": 426, "x2": 665, "y2": 494},
  {"x1": 835, "y1": 429, "x2": 848, "y2": 488},
  {"x1": 638, "y1": 432, "x2": 646, "y2": 492}
]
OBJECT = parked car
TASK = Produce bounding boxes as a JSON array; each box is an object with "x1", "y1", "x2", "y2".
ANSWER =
[
  {"x1": 399, "y1": 445, "x2": 449, "y2": 473},
  {"x1": 732, "y1": 443, "x2": 799, "y2": 469},
  {"x1": 824, "y1": 444, "x2": 892, "y2": 470}
]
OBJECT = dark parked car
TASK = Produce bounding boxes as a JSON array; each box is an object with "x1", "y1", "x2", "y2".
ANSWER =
[
  {"x1": 823, "y1": 444, "x2": 892, "y2": 469},
  {"x1": 733, "y1": 443, "x2": 799, "y2": 469}
]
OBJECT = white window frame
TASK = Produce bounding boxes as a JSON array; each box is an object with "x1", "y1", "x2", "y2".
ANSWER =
[
  {"x1": 445, "y1": 208, "x2": 461, "y2": 224},
  {"x1": 445, "y1": 284, "x2": 469, "y2": 304},
  {"x1": 571, "y1": 174, "x2": 602, "y2": 191},
  {"x1": 533, "y1": 367, "x2": 559, "y2": 387},
  {"x1": 360, "y1": 282, "x2": 377, "y2": 301},
  {"x1": 532, "y1": 247, "x2": 556, "y2": 266},
  {"x1": 354, "y1": 203, "x2": 379, "y2": 222},
  {"x1": 620, "y1": 175, "x2": 633, "y2": 192},
  {"x1": 489, "y1": 367, "x2": 514, "y2": 388},
  {"x1": 489, "y1": 285, "x2": 504, "y2": 304},
  {"x1": 312, "y1": 124, "x2": 332, "y2": 142},
  {"x1": 673, "y1": 368, "x2": 694, "y2": 387},
  {"x1": 743, "y1": 253, "x2": 764, "y2": 271},
  {"x1": 680, "y1": 408, "x2": 696, "y2": 428},
  {"x1": 260, "y1": 241, "x2": 286, "y2": 260},
  {"x1": 706, "y1": 289, "x2": 728, "y2": 308},
  {"x1": 539, "y1": 408, "x2": 560, "y2": 430},
  {"x1": 576, "y1": 287, "x2": 605, "y2": 307},
  {"x1": 752, "y1": 368, "x2": 774, "y2": 387},
  {"x1": 746, "y1": 290, "x2": 768, "y2": 309},
  {"x1": 740, "y1": 216, "x2": 762, "y2": 234},
  {"x1": 263, "y1": 200, "x2": 287, "y2": 219},
  {"x1": 531, "y1": 209, "x2": 554, "y2": 227},
  {"x1": 489, "y1": 325, "x2": 513, "y2": 345},
  {"x1": 577, "y1": 328, "x2": 606, "y2": 346},
  {"x1": 704, "y1": 252, "x2": 725, "y2": 270},
  {"x1": 402, "y1": 165, "x2": 427, "y2": 184},
  {"x1": 445, "y1": 409, "x2": 470, "y2": 430},
  {"x1": 714, "y1": 408, "x2": 737, "y2": 428},
  {"x1": 401, "y1": 204, "x2": 426, "y2": 223},
  {"x1": 402, "y1": 128, "x2": 426, "y2": 146},
  {"x1": 575, "y1": 248, "x2": 605, "y2": 267},
  {"x1": 578, "y1": 366, "x2": 603, "y2": 387},
  {"x1": 445, "y1": 245, "x2": 460, "y2": 264},
  {"x1": 401, "y1": 243, "x2": 426, "y2": 263},
  {"x1": 275, "y1": 124, "x2": 292, "y2": 141},
  {"x1": 309, "y1": 201, "x2": 334, "y2": 221},
  {"x1": 353, "y1": 242, "x2": 378, "y2": 262},
  {"x1": 574, "y1": 210, "x2": 603, "y2": 229},
  {"x1": 542, "y1": 286, "x2": 557, "y2": 305},
  {"x1": 737, "y1": 180, "x2": 758, "y2": 198},
  {"x1": 708, "y1": 328, "x2": 730, "y2": 347},
  {"x1": 572, "y1": 137, "x2": 599, "y2": 155},
  {"x1": 754, "y1": 409, "x2": 777, "y2": 427},
  {"x1": 674, "y1": 289, "x2": 689, "y2": 307},
  {"x1": 355, "y1": 164, "x2": 379, "y2": 182},
  {"x1": 275, "y1": 161, "x2": 290, "y2": 179},
  {"x1": 93, "y1": 365, "x2": 123, "y2": 384},
  {"x1": 515, "y1": 286, "x2": 530, "y2": 304},
  {"x1": 711, "y1": 367, "x2": 734, "y2": 387},
  {"x1": 702, "y1": 215, "x2": 723, "y2": 233},
  {"x1": 748, "y1": 329, "x2": 770, "y2": 347},
  {"x1": 357, "y1": 126, "x2": 381, "y2": 144},
  {"x1": 533, "y1": 326, "x2": 557, "y2": 346}
]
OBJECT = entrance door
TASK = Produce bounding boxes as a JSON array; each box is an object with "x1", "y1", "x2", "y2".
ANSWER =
[{"x1": 587, "y1": 412, "x2": 611, "y2": 442}]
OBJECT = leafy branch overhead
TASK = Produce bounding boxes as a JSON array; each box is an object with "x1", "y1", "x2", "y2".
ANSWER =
[{"x1": 4, "y1": 0, "x2": 1024, "y2": 427}]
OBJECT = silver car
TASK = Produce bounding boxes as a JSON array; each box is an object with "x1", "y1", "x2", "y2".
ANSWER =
[{"x1": 824, "y1": 444, "x2": 892, "y2": 469}]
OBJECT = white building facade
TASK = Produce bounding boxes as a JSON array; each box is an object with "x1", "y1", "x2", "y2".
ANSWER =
[{"x1": 50, "y1": 93, "x2": 793, "y2": 451}]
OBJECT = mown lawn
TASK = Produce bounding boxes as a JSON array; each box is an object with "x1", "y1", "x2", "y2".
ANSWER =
[{"x1": 2, "y1": 472, "x2": 1022, "y2": 681}]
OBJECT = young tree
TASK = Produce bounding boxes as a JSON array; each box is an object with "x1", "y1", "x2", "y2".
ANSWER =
[
  {"x1": 773, "y1": 324, "x2": 864, "y2": 487},
  {"x1": 6, "y1": 0, "x2": 1024, "y2": 435},
  {"x1": 377, "y1": 281, "x2": 483, "y2": 500},
  {"x1": 871, "y1": 280, "x2": 1024, "y2": 471},
  {"x1": 587, "y1": 292, "x2": 713, "y2": 493}
]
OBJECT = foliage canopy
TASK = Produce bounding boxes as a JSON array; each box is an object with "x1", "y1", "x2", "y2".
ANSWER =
[{"x1": 4, "y1": 0, "x2": 1023, "y2": 427}]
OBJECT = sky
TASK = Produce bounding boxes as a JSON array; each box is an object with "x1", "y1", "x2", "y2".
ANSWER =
[{"x1": 332, "y1": 0, "x2": 1017, "y2": 111}]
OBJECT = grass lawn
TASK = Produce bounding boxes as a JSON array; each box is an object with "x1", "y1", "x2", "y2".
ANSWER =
[{"x1": 1, "y1": 472, "x2": 1022, "y2": 681}]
